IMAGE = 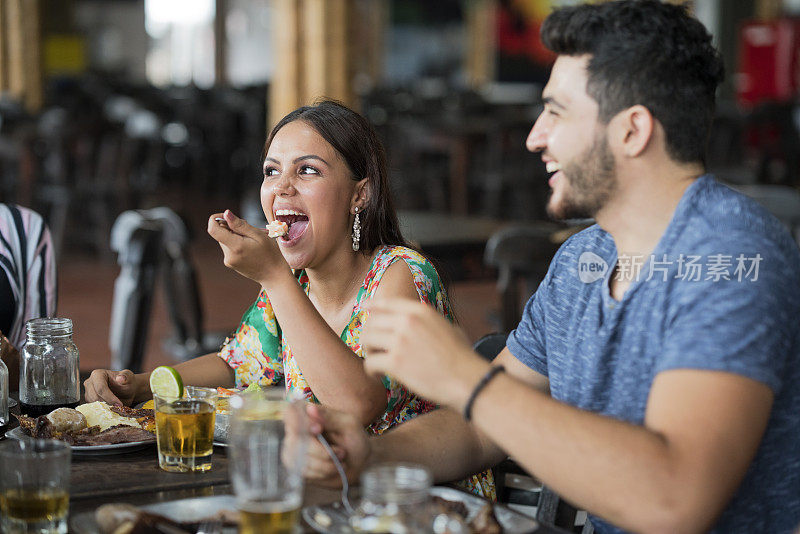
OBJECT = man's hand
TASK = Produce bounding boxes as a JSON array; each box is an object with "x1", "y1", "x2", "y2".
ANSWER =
[
  {"x1": 207, "y1": 210, "x2": 290, "y2": 287},
  {"x1": 361, "y1": 298, "x2": 489, "y2": 409},
  {"x1": 83, "y1": 369, "x2": 139, "y2": 406},
  {"x1": 303, "y1": 404, "x2": 372, "y2": 487}
]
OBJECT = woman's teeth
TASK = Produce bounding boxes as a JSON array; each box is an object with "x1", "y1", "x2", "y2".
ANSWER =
[
  {"x1": 275, "y1": 209, "x2": 306, "y2": 217},
  {"x1": 546, "y1": 161, "x2": 562, "y2": 173}
]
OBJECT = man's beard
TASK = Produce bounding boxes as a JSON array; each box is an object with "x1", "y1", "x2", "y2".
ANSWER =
[{"x1": 547, "y1": 130, "x2": 617, "y2": 220}]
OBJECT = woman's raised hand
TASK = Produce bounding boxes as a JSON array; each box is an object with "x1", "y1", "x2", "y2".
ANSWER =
[{"x1": 207, "y1": 210, "x2": 290, "y2": 287}]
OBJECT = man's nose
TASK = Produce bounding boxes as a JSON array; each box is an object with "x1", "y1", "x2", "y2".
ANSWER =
[{"x1": 526, "y1": 113, "x2": 548, "y2": 153}]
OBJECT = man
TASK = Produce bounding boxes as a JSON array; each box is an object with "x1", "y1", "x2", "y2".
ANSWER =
[{"x1": 304, "y1": 2, "x2": 800, "y2": 533}]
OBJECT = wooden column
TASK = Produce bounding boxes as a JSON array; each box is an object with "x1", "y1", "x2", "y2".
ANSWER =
[
  {"x1": 269, "y1": 0, "x2": 358, "y2": 128},
  {"x1": 214, "y1": 0, "x2": 228, "y2": 86},
  {"x1": 0, "y1": 1, "x2": 7, "y2": 92},
  {"x1": 0, "y1": 0, "x2": 43, "y2": 112},
  {"x1": 466, "y1": 0, "x2": 496, "y2": 88},
  {"x1": 269, "y1": 0, "x2": 303, "y2": 128},
  {"x1": 755, "y1": 0, "x2": 781, "y2": 20}
]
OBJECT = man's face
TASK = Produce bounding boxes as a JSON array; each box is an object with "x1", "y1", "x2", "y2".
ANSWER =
[{"x1": 527, "y1": 55, "x2": 617, "y2": 220}]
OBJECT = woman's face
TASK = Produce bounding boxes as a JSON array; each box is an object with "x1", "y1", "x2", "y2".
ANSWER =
[{"x1": 261, "y1": 120, "x2": 362, "y2": 270}]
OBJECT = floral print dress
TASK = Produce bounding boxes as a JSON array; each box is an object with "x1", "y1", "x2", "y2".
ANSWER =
[{"x1": 217, "y1": 245, "x2": 495, "y2": 499}]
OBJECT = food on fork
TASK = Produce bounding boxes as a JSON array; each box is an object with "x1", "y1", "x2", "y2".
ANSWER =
[{"x1": 266, "y1": 220, "x2": 288, "y2": 238}]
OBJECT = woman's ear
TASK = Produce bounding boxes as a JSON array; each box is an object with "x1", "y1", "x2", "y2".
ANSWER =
[{"x1": 351, "y1": 178, "x2": 369, "y2": 213}]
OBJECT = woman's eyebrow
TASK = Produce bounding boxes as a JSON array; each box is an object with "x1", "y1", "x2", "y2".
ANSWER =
[{"x1": 293, "y1": 154, "x2": 330, "y2": 166}]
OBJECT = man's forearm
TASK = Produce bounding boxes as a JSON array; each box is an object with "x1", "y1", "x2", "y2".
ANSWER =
[
  {"x1": 369, "y1": 408, "x2": 506, "y2": 484},
  {"x1": 466, "y1": 370, "x2": 768, "y2": 533}
]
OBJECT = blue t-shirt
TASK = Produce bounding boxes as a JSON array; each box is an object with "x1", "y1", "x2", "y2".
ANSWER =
[{"x1": 507, "y1": 175, "x2": 800, "y2": 533}]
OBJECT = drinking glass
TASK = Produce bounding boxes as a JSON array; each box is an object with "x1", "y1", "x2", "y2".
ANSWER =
[
  {"x1": 0, "y1": 439, "x2": 71, "y2": 534},
  {"x1": 154, "y1": 386, "x2": 217, "y2": 472},
  {"x1": 228, "y1": 387, "x2": 308, "y2": 534}
]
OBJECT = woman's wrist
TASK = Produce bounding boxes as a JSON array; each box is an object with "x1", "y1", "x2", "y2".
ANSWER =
[{"x1": 259, "y1": 262, "x2": 295, "y2": 289}]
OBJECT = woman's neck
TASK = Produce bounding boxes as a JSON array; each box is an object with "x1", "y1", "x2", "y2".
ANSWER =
[{"x1": 304, "y1": 247, "x2": 378, "y2": 309}]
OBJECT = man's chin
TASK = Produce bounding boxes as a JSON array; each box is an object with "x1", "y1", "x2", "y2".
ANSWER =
[{"x1": 546, "y1": 197, "x2": 591, "y2": 221}]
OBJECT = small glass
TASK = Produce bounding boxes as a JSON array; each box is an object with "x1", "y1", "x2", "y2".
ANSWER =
[
  {"x1": 19, "y1": 318, "x2": 80, "y2": 417},
  {"x1": 154, "y1": 386, "x2": 217, "y2": 472},
  {"x1": 350, "y1": 463, "x2": 435, "y2": 533},
  {"x1": 0, "y1": 439, "x2": 71, "y2": 534},
  {"x1": 228, "y1": 387, "x2": 308, "y2": 534}
]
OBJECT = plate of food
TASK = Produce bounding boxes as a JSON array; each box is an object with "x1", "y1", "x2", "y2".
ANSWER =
[
  {"x1": 302, "y1": 486, "x2": 540, "y2": 534},
  {"x1": 7, "y1": 401, "x2": 156, "y2": 455},
  {"x1": 70, "y1": 495, "x2": 240, "y2": 534}
]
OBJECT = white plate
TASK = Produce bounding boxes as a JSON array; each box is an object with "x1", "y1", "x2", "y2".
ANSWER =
[
  {"x1": 4, "y1": 426, "x2": 154, "y2": 455},
  {"x1": 70, "y1": 495, "x2": 242, "y2": 534},
  {"x1": 303, "y1": 486, "x2": 540, "y2": 534}
]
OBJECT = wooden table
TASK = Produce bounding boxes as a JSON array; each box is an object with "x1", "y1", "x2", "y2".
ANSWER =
[
  {"x1": 67, "y1": 445, "x2": 342, "y2": 533},
  {"x1": 65, "y1": 445, "x2": 570, "y2": 533}
]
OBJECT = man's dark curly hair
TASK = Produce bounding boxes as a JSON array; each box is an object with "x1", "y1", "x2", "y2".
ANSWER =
[{"x1": 541, "y1": 0, "x2": 724, "y2": 163}]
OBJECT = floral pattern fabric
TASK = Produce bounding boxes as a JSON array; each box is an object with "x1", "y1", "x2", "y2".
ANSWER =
[{"x1": 217, "y1": 245, "x2": 494, "y2": 499}]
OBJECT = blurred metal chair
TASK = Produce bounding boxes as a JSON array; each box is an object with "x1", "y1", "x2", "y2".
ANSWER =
[
  {"x1": 109, "y1": 212, "x2": 162, "y2": 373},
  {"x1": 484, "y1": 225, "x2": 561, "y2": 333},
  {"x1": 109, "y1": 208, "x2": 227, "y2": 373}
]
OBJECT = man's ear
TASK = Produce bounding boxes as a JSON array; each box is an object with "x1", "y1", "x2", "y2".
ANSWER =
[
  {"x1": 611, "y1": 105, "x2": 654, "y2": 158},
  {"x1": 351, "y1": 178, "x2": 369, "y2": 212}
]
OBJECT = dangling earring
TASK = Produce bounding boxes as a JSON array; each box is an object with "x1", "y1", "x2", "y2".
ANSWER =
[{"x1": 352, "y1": 207, "x2": 361, "y2": 251}]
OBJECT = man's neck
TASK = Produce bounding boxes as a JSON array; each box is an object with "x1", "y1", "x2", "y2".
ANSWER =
[{"x1": 596, "y1": 160, "x2": 704, "y2": 260}]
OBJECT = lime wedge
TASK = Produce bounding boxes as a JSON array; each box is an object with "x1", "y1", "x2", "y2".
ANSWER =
[{"x1": 149, "y1": 366, "x2": 183, "y2": 398}]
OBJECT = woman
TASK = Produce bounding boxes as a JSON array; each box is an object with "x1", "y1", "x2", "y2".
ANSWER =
[
  {"x1": 0, "y1": 203, "x2": 58, "y2": 391},
  {"x1": 83, "y1": 100, "x2": 492, "y2": 497}
]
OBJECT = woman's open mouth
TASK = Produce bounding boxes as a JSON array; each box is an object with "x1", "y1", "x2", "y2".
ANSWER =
[{"x1": 274, "y1": 209, "x2": 309, "y2": 245}]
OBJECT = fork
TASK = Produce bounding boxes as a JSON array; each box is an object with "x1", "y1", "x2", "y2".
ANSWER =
[{"x1": 316, "y1": 433, "x2": 355, "y2": 515}]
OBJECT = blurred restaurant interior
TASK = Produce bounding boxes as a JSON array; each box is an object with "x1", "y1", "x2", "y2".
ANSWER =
[{"x1": 1, "y1": 0, "x2": 800, "y2": 375}]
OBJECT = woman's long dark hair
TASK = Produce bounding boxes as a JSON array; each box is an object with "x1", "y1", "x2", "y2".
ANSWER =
[{"x1": 265, "y1": 99, "x2": 408, "y2": 252}]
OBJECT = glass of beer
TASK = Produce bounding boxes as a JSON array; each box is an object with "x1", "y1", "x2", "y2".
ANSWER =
[
  {"x1": 154, "y1": 386, "x2": 217, "y2": 472},
  {"x1": 228, "y1": 387, "x2": 308, "y2": 534},
  {"x1": 0, "y1": 439, "x2": 71, "y2": 534}
]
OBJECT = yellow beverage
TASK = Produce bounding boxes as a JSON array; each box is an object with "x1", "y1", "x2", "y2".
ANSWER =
[
  {"x1": 155, "y1": 399, "x2": 215, "y2": 472},
  {"x1": 0, "y1": 488, "x2": 69, "y2": 534},
  {"x1": 238, "y1": 498, "x2": 301, "y2": 534}
]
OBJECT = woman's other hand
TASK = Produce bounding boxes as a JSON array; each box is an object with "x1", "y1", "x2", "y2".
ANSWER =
[
  {"x1": 302, "y1": 404, "x2": 372, "y2": 487},
  {"x1": 83, "y1": 369, "x2": 140, "y2": 406},
  {"x1": 207, "y1": 210, "x2": 290, "y2": 286}
]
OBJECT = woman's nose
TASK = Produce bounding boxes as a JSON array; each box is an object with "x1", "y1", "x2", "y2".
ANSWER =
[
  {"x1": 272, "y1": 174, "x2": 295, "y2": 196},
  {"x1": 526, "y1": 113, "x2": 548, "y2": 153}
]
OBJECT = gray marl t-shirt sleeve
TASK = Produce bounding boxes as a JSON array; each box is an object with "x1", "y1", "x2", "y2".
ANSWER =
[{"x1": 506, "y1": 247, "x2": 566, "y2": 377}]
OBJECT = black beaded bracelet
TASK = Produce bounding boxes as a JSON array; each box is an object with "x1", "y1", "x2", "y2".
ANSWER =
[{"x1": 463, "y1": 365, "x2": 505, "y2": 422}]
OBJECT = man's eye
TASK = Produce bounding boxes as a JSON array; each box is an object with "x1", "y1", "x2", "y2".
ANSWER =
[{"x1": 299, "y1": 165, "x2": 320, "y2": 176}]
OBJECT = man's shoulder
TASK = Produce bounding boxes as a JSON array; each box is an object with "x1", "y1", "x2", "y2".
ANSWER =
[
  {"x1": 686, "y1": 177, "x2": 796, "y2": 248},
  {"x1": 674, "y1": 177, "x2": 800, "y2": 269}
]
